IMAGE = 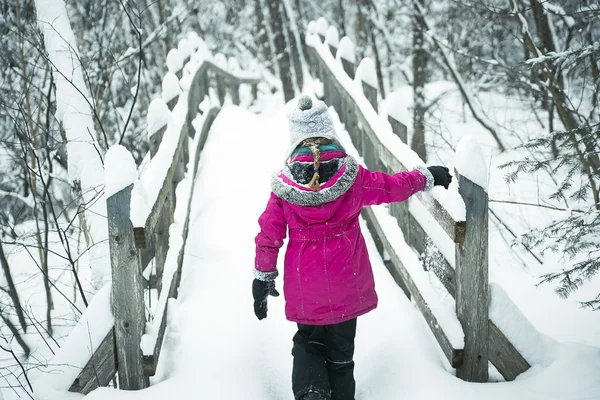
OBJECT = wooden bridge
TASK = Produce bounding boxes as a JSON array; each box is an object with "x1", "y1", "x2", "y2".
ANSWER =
[{"x1": 32, "y1": 25, "x2": 532, "y2": 396}]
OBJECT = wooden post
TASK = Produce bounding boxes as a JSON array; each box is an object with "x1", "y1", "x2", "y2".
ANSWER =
[
  {"x1": 153, "y1": 193, "x2": 173, "y2": 296},
  {"x1": 251, "y1": 83, "x2": 258, "y2": 102},
  {"x1": 337, "y1": 37, "x2": 356, "y2": 79},
  {"x1": 216, "y1": 73, "x2": 226, "y2": 105},
  {"x1": 229, "y1": 81, "x2": 241, "y2": 105},
  {"x1": 388, "y1": 116, "x2": 407, "y2": 144},
  {"x1": 148, "y1": 98, "x2": 170, "y2": 159},
  {"x1": 341, "y1": 58, "x2": 355, "y2": 79},
  {"x1": 187, "y1": 65, "x2": 207, "y2": 139},
  {"x1": 107, "y1": 184, "x2": 149, "y2": 390},
  {"x1": 166, "y1": 97, "x2": 178, "y2": 111},
  {"x1": 325, "y1": 26, "x2": 339, "y2": 57},
  {"x1": 455, "y1": 172, "x2": 489, "y2": 382},
  {"x1": 149, "y1": 126, "x2": 167, "y2": 158},
  {"x1": 362, "y1": 81, "x2": 377, "y2": 112}
]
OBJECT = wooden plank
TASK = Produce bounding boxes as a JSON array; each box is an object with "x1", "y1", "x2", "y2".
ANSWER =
[
  {"x1": 154, "y1": 194, "x2": 173, "y2": 296},
  {"x1": 311, "y1": 51, "x2": 465, "y2": 243},
  {"x1": 137, "y1": 112, "x2": 189, "y2": 242},
  {"x1": 69, "y1": 329, "x2": 116, "y2": 394},
  {"x1": 143, "y1": 265, "x2": 180, "y2": 376},
  {"x1": 488, "y1": 320, "x2": 530, "y2": 381},
  {"x1": 405, "y1": 211, "x2": 456, "y2": 298},
  {"x1": 106, "y1": 185, "x2": 148, "y2": 390},
  {"x1": 229, "y1": 81, "x2": 241, "y2": 105},
  {"x1": 362, "y1": 207, "x2": 463, "y2": 368},
  {"x1": 193, "y1": 108, "x2": 220, "y2": 169},
  {"x1": 455, "y1": 173, "x2": 489, "y2": 382},
  {"x1": 144, "y1": 108, "x2": 221, "y2": 376},
  {"x1": 204, "y1": 59, "x2": 261, "y2": 84},
  {"x1": 187, "y1": 64, "x2": 210, "y2": 139}
]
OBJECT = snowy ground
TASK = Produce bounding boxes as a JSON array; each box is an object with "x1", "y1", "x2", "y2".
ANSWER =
[{"x1": 75, "y1": 104, "x2": 600, "y2": 400}]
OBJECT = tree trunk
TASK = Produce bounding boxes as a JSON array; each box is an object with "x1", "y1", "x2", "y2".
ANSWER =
[
  {"x1": 412, "y1": 0, "x2": 427, "y2": 160},
  {"x1": 0, "y1": 242, "x2": 28, "y2": 333},
  {"x1": 254, "y1": 0, "x2": 272, "y2": 67},
  {"x1": 282, "y1": 2, "x2": 303, "y2": 92},
  {"x1": 266, "y1": 0, "x2": 294, "y2": 102},
  {"x1": 338, "y1": 0, "x2": 346, "y2": 37},
  {"x1": 354, "y1": 0, "x2": 369, "y2": 59}
]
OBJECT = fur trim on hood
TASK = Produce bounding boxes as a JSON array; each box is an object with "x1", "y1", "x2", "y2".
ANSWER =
[{"x1": 271, "y1": 155, "x2": 359, "y2": 206}]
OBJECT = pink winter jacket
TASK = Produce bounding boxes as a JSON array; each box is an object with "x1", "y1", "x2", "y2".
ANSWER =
[{"x1": 254, "y1": 155, "x2": 432, "y2": 325}]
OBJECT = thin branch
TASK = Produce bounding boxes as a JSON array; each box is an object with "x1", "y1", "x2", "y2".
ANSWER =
[{"x1": 489, "y1": 198, "x2": 586, "y2": 213}]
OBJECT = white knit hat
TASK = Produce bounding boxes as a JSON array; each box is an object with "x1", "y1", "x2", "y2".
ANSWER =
[{"x1": 286, "y1": 96, "x2": 339, "y2": 158}]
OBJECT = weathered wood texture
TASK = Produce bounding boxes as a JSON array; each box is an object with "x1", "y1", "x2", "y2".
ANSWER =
[
  {"x1": 488, "y1": 321, "x2": 530, "y2": 381},
  {"x1": 71, "y1": 49, "x2": 261, "y2": 393},
  {"x1": 308, "y1": 25, "x2": 529, "y2": 383},
  {"x1": 362, "y1": 207, "x2": 463, "y2": 368},
  {"x1": 149, "y1": 125, "x2": 167, "y2": 158},
  {"x1": 107, "y1": 184, "x2": 149, "y2": 390},
  {"x1": 361, "y1": 81, "x2": 377, "y2": 111},
  {"x1": 69, "y1": 329, "x2": 116, "y2": 394},
  {"x1": 144, "y1": 107, "x2": 222, "y2": 376},
  {"x1": 307, "y1": 46, "x2": 465, "y2": 243},
  {"x1": 154, "y1": 195, "x2": 173, "y2": 295},
  {"x1": 455, "y1": 173, "x2": 489, "y2": 382}
]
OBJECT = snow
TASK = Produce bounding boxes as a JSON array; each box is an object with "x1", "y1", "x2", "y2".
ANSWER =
[
  {"x1": 325, "y1": 26, "x2": 340, "y2": 48},
  {"x1": 315, "y1": 17, "x2": 329, "y2": 37},
  {"x1": 104, "y1": 145, "x2": 137, "y2": 198},
  {"x1": 33, "y1": 285, "x2": 113, "y2": 398},
  {"x1": 147, "y1": 99, "x2": 171, "y2": 137},
  {"x1": 214, "y1": 53, "x2": 228, "y2": 69},
  {"x1": 131, "y1": 91, "x2": 187, "y2": 228},
  {"x1": 130, "y1": 54, "x2": 204, "y2": 228},
  {"x1": 489, "y1": 283, "x2": 559, "y2": 367},
  {"x1": 65, "y1": 105, "x2": 600, "y2": 400},
  {"x1": 455, "y1": 136, "x2": 489, "y2": 192},
  {"x1": 161, "y1": 72, "x2": 181, "y2": 103},
  {"x1": 177, "y1": 38, "x2": 191, "y2": 60},
  {"x1": 306, "y1": 20, "x2": 316, "y2": 35},
  {"x1": 34, "y1": 0, "x2": 110, "y2": 287},
  {"x1": 380, "y1": 90, "x2": 410, "y2": 127},
  {"x1": 306, "y1": 30, "x2": 466, "y2": 222},
  {"x1": 355, "y1": 57, "x2": 378, "y2": 88},
  {"x1": 336, "y1": 36, "x2": 356, "y2": 63},
  {"x1": 141, "y1": 109, "x2": 211, "y2": 357},
  {"x1": 186, "y1": 31, "x2": 201, "y2": 51},
  {"x1": 228, "y1": 57, "x2": 240, "y2": 72},
  {"x1": 194, "y1": 37, "x2": 211, "y2": 60},
  {"x1": 166, "y1": 49, "x2": 184, "y2": 74}
]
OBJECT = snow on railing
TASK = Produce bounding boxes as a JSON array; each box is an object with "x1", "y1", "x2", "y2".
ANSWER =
[
  {"x1": 33, "y1": 32, "x2": 261, "y2": 398},
  {"x1": 306, "y1": 19, "x2": 529, "y2": 383}
]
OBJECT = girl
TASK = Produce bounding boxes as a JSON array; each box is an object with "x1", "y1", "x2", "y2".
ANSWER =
[{"x1": 252, "y1": 96, "x2": 452, "y2": 400}]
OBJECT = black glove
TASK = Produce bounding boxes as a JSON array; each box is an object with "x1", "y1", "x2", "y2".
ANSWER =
[
  {"x1": 427, "y1": 166, "x2": 452, "y2": 189},
  {"x1": 252, "y1": 279, "x2": 280, "y2": 320}
]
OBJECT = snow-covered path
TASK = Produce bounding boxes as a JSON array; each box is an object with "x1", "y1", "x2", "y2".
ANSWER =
[{"x1": 84, "y1": 105, "x2": 600, "y2": 400}]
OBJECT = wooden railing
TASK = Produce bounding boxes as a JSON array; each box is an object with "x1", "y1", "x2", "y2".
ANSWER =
[
  {"x1": 306, "y1": 18, "x2": 530, "y2": 383},
  {"x1": 34, "y1": 33, "x2": 260, "y2": 395}
]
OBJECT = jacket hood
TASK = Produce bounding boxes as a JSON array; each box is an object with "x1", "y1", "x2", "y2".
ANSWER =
[{"x1": 270, "y1": 155, "x2": 359, "y2": 206}]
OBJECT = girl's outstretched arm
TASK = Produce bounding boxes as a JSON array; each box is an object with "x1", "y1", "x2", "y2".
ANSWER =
[
  {"x1": 359, "y1": 165, "x2": 435, "y2": 207},
  {"x1": 254, "y1": 192, "x2": 287, "y2": 280}
]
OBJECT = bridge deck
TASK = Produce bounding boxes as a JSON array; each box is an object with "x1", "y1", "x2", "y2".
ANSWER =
[{"x1": 83, "y1": 105, "x2": 599, "y2": 400}]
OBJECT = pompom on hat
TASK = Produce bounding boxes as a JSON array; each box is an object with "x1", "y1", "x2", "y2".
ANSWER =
[{"x1": 285, "y1": 95, "x2": 340, "y2": 158}]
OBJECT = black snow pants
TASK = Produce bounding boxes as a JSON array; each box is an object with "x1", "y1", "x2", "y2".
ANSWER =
[{"x1": 291, "y1": 318, "x2": 357, "y2": 400}]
